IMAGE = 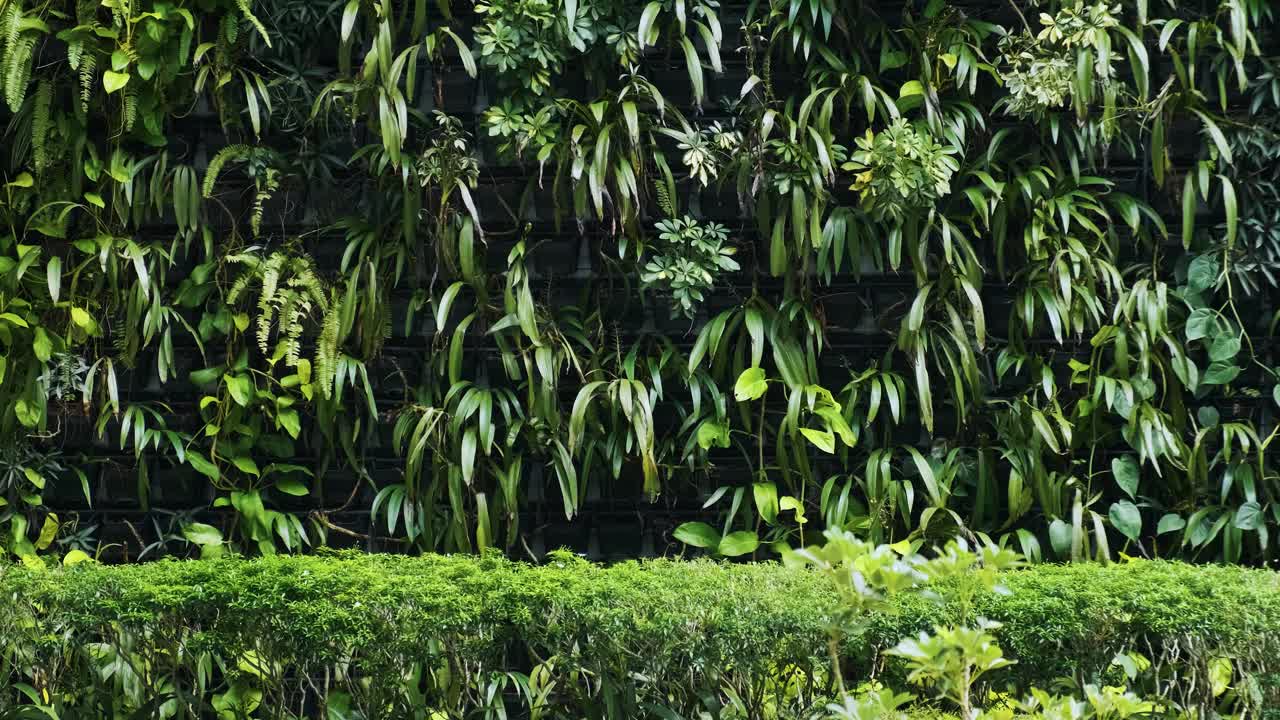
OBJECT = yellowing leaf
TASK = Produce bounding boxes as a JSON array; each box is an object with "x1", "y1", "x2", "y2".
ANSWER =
[
  {"x1": 35, "y1": 514, "x2": 59, "y2": 550},
  {"x1": 1209, "y1": 657, "x2": 1232, "y2": 697},
  {"x1": 734, "y1": 367, "x2": 768, "y2": 401},
  {"x1": 800, "y1": 427, "x2": 836, "y2": 453},
  {"x1": 70, "y1": 306, "x2": 94, "y2": 330},
  {"x1": 63, "y1": 549, "x2": 93, "y2": 565},
  {"x1": 103, "y1": 70, "x2": 130, "y2": 93},
  {"x1": 23, "y1": 467, "x2": 46, "y2": 489}
]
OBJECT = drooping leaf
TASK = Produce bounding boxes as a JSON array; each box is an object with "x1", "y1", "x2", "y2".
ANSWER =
[
  {"x1": 1111, "y1": 455, "x2": 1140, "y2": 500},
  {"x1": 183, "y1": 522, "x2": 224, "y2": 545},
  {"x1": 1157, "y1": 513, "x2": 1186, "y2": 535},
  {"x1": 103, "y1": 71, "x2": 130, "y2": 93},
  {"x1": 1109, "y1": 501, "x2": 1142, "y2": 542},
  {"x1": 799, "y1": 427, "x2": 835, "y2": 453}
]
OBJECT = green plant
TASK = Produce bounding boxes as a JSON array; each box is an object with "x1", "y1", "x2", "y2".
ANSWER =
[
  {"x1": 475, "y1": 0, "x2": 569, "y2": 96},
  {"x1": 641, "y1": 216, "x2": 738, "y2": 319},
  {"x1": 843, "y1": 119, "x2": 959, "y2": 224},
  {"x1": 2, "y1": 553, "x2": 1279, "y2": 716},
  {"x1": 2, "y1": 0, "x2": 1280, "y2": 572},
  {"x1": 793, "y1": 532, "x2": 1273, "y2": 719}
]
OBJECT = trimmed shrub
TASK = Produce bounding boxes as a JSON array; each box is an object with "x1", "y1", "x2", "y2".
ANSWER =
[
  {"x1": 1, "y1": 554, "x2": 1277, "y2": 717},
  {"x1": 867, "y1": 561, "x2": 1280, "y2": 709}
]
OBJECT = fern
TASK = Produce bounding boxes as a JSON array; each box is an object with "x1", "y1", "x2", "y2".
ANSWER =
[
  {"x1": 31, "y1": 79, "x2": 51, "y2": 172},
  {"x1": 250, "y1": 167, "x2": 279, "y2": 238},
  {"x1": 297, "y1": 258, "x2": 327, "y2": 309},
  {"x1": 220, "y1": 12, "x2": 238, "y2": 50},
  {"x1": 234, "y1": 0, "x2": 272, "y2": 47},
  {"x1": 122, "y1": 84, "x2": 137, "y2": 132},
  {"x1": 0, "y1": 1, "x2": 22, "y2": 110},
  {"x1": 0, "y1": 2, "x2": 18, "y2": 48},
  {"x1": 653, "y1": 176, "x2": 674, "y2": 217},
  {"x1": 225, "y1": 253, "x2": 261, "y2": 305},
  {"x1": 3, "y1": 13, "x2": 36, "y2": 114},
  {"x1": 78, "y1": 52, "x2": 94, "y2": 114},
  {"x1": 6, "y1": 36, "x2": 35, "y2": 112},
  {"x1": 66, "y1": 38, "x2": 81, "y2": 70},
  {"x1": 228, "y1": 249, "x2": 331, "y2": 373},
  {"x1": 280, "y1": 280, "x2": 312, "y2": 366},
  {"x1": 316, "y1": 288, "x2": 342, "y2": 398},
  {"x1": 256, "y1": 252, "x2": 284, "y2": 353},
  {"x1": 75, "y1": 0, "x2": 95, "y2": 24},
  {"x1": 202, "y1": 146, "x2": 276, "y2": 236},
  {"x1": 202, "y1": 144, "x2": 252, "y2": 197}
]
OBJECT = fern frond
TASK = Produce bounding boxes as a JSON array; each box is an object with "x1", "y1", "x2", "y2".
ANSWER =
[
  {"x1": 225, "y1": 251, "x2": 264, "y2": 307},
  {"x1": 122, "y1": 85, "x2": 138, "y2": 132},
  {"x1": 31, "y1": 79, "x2": 51, "y2": 172},
  {"x1": 281, "y1": 289, "x2": 308, "y2": 366},
  {"x1": 248, "y1": 167, "x2": 279, "y2": 238},
  {"x1": 78, "y1": 52, "x2": 94, "y2": 114},
  {"x1": 653, "y1": 176, "x2": 673, "y2": 217},
  {"x1": 316, "y1": 288, "x2": 342, "y2": 399},
  {"x1": 202, "y1": 144, "x2": 251, "y2": 197},
  {"x1": 66, "y1": 38, "x2": 82, "y2": 70},
  {"x1": 0, "y1": 0, "x2": 21, "y2": 86},
  {"x1": 250, "y1": 190, "x2": 268, "y2": 237},
  {"x1": 234, "y1": 0, "x2": 272, "y2": 47},
  {"x1": 256, "y1": 252, "x2": 284, "y2": 353},
  {"x1": 224, "y1": 252, "x2": 261, "y2": 267},
  {"x1": 290, "y1": 256, "x2": 326, "y2": 311},
  {"x1": 3, "y1": 34, "x2": 36, "y2": 113},
  {"x1": 219, "y1": 12, "x2": 238, "y2": 50},
  {"x1": 1, "y1": 1, "x2": 21, "y2": 48}
]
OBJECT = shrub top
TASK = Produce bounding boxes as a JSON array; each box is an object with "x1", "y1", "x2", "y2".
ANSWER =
[{"x1": 3, "y1": 554, "x2": 1278, "y2": 689}]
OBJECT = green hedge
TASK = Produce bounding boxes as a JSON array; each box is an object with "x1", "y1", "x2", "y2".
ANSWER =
[
  {"x1": 875, "y1": 561, "x2": 1280, "y2": 700},
  {"x1": 1, "y1": 554, "x2": 1278, "y2": 717}
]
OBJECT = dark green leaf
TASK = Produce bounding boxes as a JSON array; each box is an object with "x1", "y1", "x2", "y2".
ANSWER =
[{"x1": 1111, "y1": 455, "x2": 1139, "y2": 500}]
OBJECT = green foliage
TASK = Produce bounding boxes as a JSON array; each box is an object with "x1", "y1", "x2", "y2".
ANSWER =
[
  {"x1": 797, "y1": 531, "x2": 1278, "y2": 718},
  {"x1": 1, "y1": 553, "x2": 1278, "y2": 716},
  {"x1": 0, "y1": 0, "x2": 1278, "y2": 572},
  {"x1": 474, "y1": 0, "x2": 569, "y2": 96},
  {"x1": 844, "y1": 119, "x2": 959, "y2": 223},
  {"x1": 641, "y1": 216, "x2": 738, "y2": 319},
  {"x1": 225, "y1": 246, "x2": 330, "y2": 370}
]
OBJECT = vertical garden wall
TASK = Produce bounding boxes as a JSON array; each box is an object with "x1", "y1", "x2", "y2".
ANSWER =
[{"x1": 0, "y1": 0, "x2": 1278, "y2": 565}]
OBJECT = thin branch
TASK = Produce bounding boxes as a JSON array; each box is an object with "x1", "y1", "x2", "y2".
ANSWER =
[{"x1": 1005, "y1": 0, "x2": 1032, "y2": 34}]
